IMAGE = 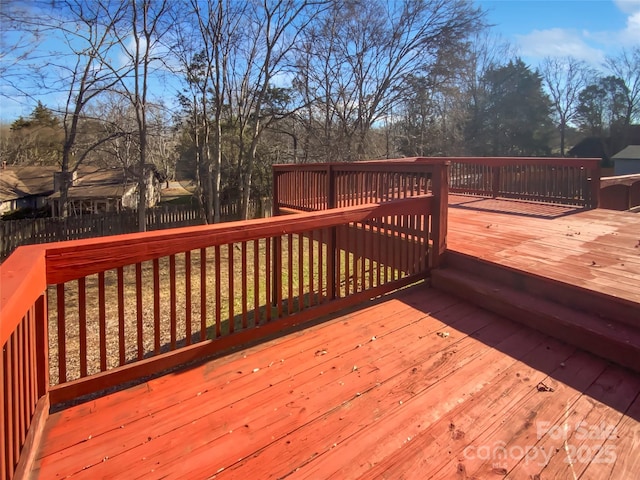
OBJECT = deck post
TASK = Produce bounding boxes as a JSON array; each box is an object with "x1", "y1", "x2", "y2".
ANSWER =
[
  {"x1": 492, "y1": 165, "x2": 500, "y2": 198},
  {"x1": 431, "y1": 162, "x2": 449, "y2": 269},
  {"x1": 327, "y1": 165, "x2": 336, "y2": 209},
  {"x1": 271, "y1": 170, "x2": 281, "y2": 306},
  {"x1": 272, "y1": 169, "x2": 281, "y2": 216},
  {"x1": 589, "y1": 162, "x2": 601, "y2": 209}
]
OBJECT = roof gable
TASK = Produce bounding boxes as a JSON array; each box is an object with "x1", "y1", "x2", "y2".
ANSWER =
[{"x1": 612, "y1": 145, "x2": 640, "y2": 160}]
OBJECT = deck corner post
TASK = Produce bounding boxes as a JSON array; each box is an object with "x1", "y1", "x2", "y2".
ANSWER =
[{"x1": 431, "y1": 162, "x2": 449, "y2": 269}]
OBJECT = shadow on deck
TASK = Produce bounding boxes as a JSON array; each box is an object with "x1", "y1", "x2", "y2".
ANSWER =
[{"x1": 31, "y1": 285, "x2": 640, "y2": 479}]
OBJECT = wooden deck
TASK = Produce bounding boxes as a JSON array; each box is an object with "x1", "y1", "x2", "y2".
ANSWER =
[
  {"x1": 447, "y1": 195, "x2": 640, "y2": 307},
  {"x1": 31, "y1": 286, "x2": 640, "y2": 479}
]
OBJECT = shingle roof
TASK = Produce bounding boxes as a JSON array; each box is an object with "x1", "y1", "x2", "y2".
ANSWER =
[
  {"x1": 0, "y1": 166, "x2": 57, "y2": 201},
  {"x1": 612, "y1": 145, "x2": 640, "y2": 160}
]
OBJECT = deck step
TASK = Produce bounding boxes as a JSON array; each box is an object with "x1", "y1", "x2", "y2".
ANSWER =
[
  {"x1": 431, "y1": 265, "x2": 640, "y2": 373},
  {"x1": 443, "y1": 251, "x2": 639, "y2": 328}
]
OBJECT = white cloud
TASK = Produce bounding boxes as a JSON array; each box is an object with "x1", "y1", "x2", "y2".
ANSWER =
[
  {"x1": 613, "y1": 0, "x2": 640, "y2": 15},
  {"x1": 619, "y1": 10, "x2": 640, "y2": 44},
  {"x1": 516, "y1": 28, "x2": 606, "y2": 65}
]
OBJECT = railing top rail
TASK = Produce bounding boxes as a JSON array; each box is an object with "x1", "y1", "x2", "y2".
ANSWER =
[
  {"x1": 274, "y1": 156, "x2": 601, "y2": 170},
  {"x1": 372, "y1": 156, "x2": 601, "y2": 169},
  {"x1": 42, "y1": 196, "x2": 432, "y2": 284},
  {"x1": 601, "y1": 174, "x2": 640, "y2": 187},
  {"x1": 273, "y1": 159, "x2": 450, "y2": 172}
]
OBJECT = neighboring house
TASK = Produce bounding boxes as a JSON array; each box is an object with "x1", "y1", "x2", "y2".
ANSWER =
[
  {"x1": 0, "y1": 164, "x2": 57, "y2": 216},
  {"x1": 568, "y1": 125, "x2": 640, "y2": 162},
  {"x1": 612, "y1": 145, "x2": 640, "y2": 176},
  {"x1": 0, "y1": 163, "x2": 161, "y2": 217},
  {"x1": 49, "y1": 164, "x2": 161, "y2": 216},
  {"x1": 567, "y1": 137, "x2": 612, "y2": 160}
]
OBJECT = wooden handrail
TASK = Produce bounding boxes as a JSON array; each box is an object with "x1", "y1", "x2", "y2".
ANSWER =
[{"x1": 44, "y1": 198, "x2": 429, "y2": 284}]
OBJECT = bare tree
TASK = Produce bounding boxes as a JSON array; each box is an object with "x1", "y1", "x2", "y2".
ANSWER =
[
  {"x1": 226, "y1": 0, "x2": 328, "y2": 220},
  {"x1": 176, "y1": 0, "x2": 246, "y2": 223},
  {"x1": 109, "y1": 0, "x2": 172, "y2": 231},
  {"x1": 295, "y1": 0, "x2": 484, "y2": 161},
  {"x1": 605, "y1": 47, "x2": 640, "y2": 141},
  {"x1": 541, "y1": 56, "x2": 592, "y2": 156},
  {"x1": 2, "y1": 1, "x2": 132, "y2": 216}
]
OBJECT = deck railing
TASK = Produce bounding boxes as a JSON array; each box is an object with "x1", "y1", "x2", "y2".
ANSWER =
[
  {"x1": 274, "y1": 157, "x2": 601, "y2": 210},
  {"x1": 600, "y1": 174, "x2": 640, "y2": 210},
  {"x1": 0, "y1": 194, "x2": 441, "y2": 479}
]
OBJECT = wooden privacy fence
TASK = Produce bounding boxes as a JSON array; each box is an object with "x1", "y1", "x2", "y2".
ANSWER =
[
  {"x1": 1, "y1": 199, "x2": 273, "y2": 262},
  {"x1": 0, "y1": 193, "x2": 441, "y2": 479},
  {"x1": 273, "y1": 156, "x2": 601, "y2": 210}
]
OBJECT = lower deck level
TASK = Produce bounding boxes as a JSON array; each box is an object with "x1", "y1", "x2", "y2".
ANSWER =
[{"x1": 32, "y1": 285, "x2": 640, "y2": 479}]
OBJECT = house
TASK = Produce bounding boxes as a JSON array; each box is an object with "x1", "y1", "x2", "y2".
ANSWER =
[
  {"x1": 568, "y1": 125, "x2": 640, "y2": 165},
  {"x1": 612, "y1": 144, "x2": 640, "y2": 176},
  {"x1": 48, "y1": 164, "x2": 161, "y2": 216},
  {"x1": 0, "y1": 163, "x2": 161, "y2": 217},
  {"x1": 0, "y1": 164, "x2": 57, "y2": 216}
]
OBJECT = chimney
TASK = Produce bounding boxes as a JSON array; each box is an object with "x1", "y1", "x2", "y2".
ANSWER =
[{"x1": 1, "y1": 161, "x2": 6, "y2": 170}]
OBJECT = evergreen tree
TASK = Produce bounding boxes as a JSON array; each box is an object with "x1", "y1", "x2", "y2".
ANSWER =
[{"x1": 466, "y1": 59, "x2": 553, "y2": 156}]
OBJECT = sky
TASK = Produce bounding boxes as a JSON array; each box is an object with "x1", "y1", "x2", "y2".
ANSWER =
[
  {"x1": 1, "y1": 1, "x2": 638, "y2": 123},
  {"x1": 476, "y1": 0, "x2": 640, "y2": 66}
]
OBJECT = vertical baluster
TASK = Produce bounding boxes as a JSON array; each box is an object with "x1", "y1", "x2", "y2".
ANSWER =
[
  {"x1": 287, "y1": 234, "x2": 293, "y2": 314},
  {"x1": 200, "y1": 248, "x2": 207, "y2": 342},
  {"x1": 266, "y1": 237, "x2": 272, "y2": 322},
  {"x1": 117, "y1": 267, "x2": 125, "y2": 366},
  {"x1": 242, "y1": 242, "x2": 248, "y2": 329},
  {"x1": 228, "y1": 244, "x2": 234, "y2": 334},
  {"x1": 318, "y1": 229, "x2": 324, "y2": 304},
  {"x1": 12, "y1": 330, "x2": 20, "y2": 460},
  {"x1": 28, "y1": 306, "x2": 37, "y2": 417},
  {"x1": 254, "y1": 240, "x2": 260, "y2": 326},
  {"x1": 185, "y1": 251, "x2": 192, "y2": 346},
  {"x1": 98, "y1": 271, "x2": 107, "y2": 371},
  {"x1": 152, "y1": 259, "x2": 160, "y2": 355},
  {"x1": 215, "y1": 245, "x2": 221, "y2": 337},
  {"x1": 78, "y1": 277, "x2": 87, "y2": 377},
  {"x1": 6, "y1": 337, "x2": 16, "y2": 474},
  {"x1": 56, "y1": 283, "x2": 66, "y2": 383},
  {"x1": 367, "y1": 220, "x2": 373, "y2": 289},
  {"x1": 308, "y1": 231, "x2": 315, "y2": 307},
  {"x1": 351, "y1": 223, "x2": 358, "y2": 293},
  {"x1": 17, "y1": 321, "x2": 25, "y2": 445},
  {"x1": 298, "y1": 233, "x2": 304, "y2": 310},
  {"x1": 136, "y1": 263, "x2": 143, "y2": 360},
  {"x1": 169, "y1": 255, "x2": 177, "y2": 350}
]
